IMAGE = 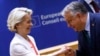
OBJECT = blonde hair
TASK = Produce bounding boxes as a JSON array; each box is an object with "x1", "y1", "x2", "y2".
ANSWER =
[{"x1": 7, "y1": 7, "x2": 33, "y2": 32}]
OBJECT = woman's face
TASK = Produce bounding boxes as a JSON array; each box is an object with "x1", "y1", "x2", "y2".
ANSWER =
[{"x1": 16, "y1": 14, "x2": 33, "y2": 35}]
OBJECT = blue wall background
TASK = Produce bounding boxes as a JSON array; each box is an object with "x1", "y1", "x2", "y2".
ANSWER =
[{"x1": 0, "y1": 0, "x2": 79, "y2": 56}]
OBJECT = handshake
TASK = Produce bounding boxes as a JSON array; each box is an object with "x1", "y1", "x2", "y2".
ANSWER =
[{"x1": 45, "y1": 46, "x2": 76, "y2": 56}]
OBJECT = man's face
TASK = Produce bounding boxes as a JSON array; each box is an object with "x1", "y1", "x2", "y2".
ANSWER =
[{"x1": 64, "y1": 11, "x2": 84, "y2": 32}]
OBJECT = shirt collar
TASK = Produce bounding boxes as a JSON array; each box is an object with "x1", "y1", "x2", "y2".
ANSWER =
[
  {"x1": 85, "y1": 0, "x2": 93, "y2": 4},
  {"x1": 85, "y1": 12, "x2": 90, "y2": 32}
]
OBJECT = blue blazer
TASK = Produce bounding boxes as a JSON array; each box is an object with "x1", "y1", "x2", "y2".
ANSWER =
[{"x1": 76, "y1": 13, "x2": 100, "y2": 56}]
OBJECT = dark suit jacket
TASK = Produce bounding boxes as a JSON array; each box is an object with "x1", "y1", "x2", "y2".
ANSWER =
[
  {"x1": 76, "y1": 13, "x2": 100, "y2": 56},
  {"x1": 78, "y1": 0, "x2": 100, "y2": 13}
]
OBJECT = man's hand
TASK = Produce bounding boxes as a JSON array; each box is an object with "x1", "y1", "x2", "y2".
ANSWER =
[{"x1": 64, "y1": 46, "x2": 75, "y2": 56}]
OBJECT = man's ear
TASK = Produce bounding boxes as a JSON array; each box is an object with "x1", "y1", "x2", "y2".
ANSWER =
[{"x1": 76, "y1": 12, "x2": 81, "y2": 18}]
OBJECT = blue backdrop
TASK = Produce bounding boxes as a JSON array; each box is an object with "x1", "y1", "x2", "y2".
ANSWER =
[{"x1": 0, "y1": 0, "x2": 79, "y2": 56}]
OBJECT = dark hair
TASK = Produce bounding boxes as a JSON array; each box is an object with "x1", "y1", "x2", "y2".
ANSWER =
[{"x1": 61, "y1": 1, "x2": 88, "y2": 16}]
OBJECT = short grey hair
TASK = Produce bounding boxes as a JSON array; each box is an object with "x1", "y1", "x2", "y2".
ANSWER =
[
  {"x1": 7, "y1": 7, "x2": 33, "y2": 32},
  {"x1": 61, "y1": 1, "x2": 88, "y2": 17}
]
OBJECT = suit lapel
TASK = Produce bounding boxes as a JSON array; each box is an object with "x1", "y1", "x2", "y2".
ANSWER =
[
  {"x1": 90, "y1": 13, "x2": 96, "y2": 43},
  {"x1": 90, "y1": 13, "x2": 96, "y2": 55},
  {"x1": 83, "y1": 1, "x2": 94, "y2": 13}
]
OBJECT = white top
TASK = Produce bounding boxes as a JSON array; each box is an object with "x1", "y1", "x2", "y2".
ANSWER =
[{"x1": 10, "y1": 33, "x2": 40, "y2": 56}]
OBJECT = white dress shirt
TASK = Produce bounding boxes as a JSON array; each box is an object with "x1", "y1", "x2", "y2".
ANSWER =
[{"x1": 85, "y1": 12, "x2": 90, "y2": 37}]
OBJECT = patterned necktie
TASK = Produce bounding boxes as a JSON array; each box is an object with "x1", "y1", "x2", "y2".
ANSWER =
[{"x1": 90, "y1": 1, "x2": 100, "y2": 12}]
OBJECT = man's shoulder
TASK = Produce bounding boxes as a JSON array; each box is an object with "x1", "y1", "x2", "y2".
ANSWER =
[{"x1": 89, "y1": 12, "x2": 100, "y2": 17}]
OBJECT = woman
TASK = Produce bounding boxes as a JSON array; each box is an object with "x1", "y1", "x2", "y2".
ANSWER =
[{"x1": 7, "y1": 7, "x2": 40, "y2": 56}]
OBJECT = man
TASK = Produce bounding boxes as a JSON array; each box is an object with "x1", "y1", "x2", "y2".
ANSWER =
[
  {"x1": 61, "y1": 1, "x2": 100, "y2": 56},
  {"x1": 78, "y1": 0, "x2": 100, "y2": 13}
]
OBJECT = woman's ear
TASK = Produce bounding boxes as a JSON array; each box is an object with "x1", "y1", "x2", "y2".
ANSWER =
[{"x1": 15, "y1": 23, "x2": 20, "y2": 29}]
